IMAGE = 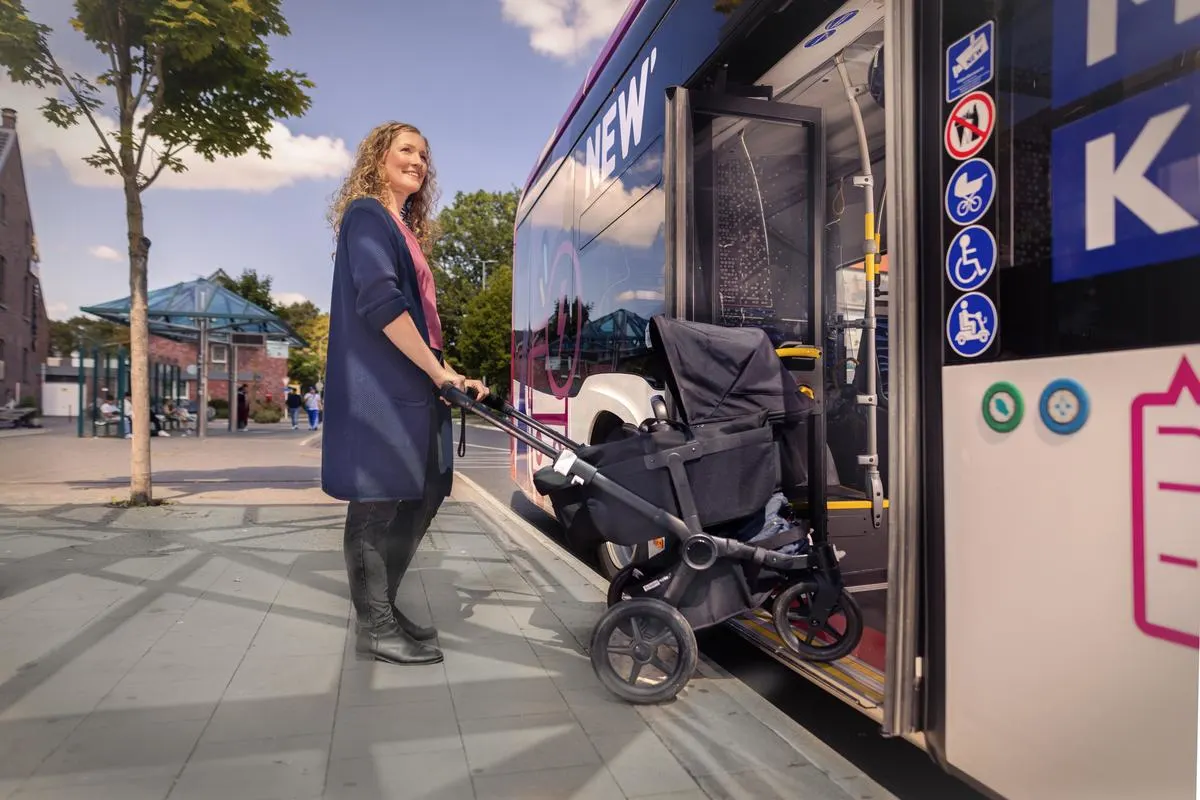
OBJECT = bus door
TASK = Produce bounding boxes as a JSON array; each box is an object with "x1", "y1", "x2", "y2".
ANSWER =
[
  {"x1": 665, "y1": 88, "x2": 825, "y2": 368},
  {"x1": 663, "y1": 84, "x2": 893, "y2": 711}
]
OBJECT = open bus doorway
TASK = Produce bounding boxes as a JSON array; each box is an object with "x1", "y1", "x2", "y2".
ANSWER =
[{"x1": 663, "y1": 7, "x2": 894, "y2": 717}]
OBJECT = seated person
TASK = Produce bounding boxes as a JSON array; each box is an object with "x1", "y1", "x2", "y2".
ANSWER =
[
  {"x1": 123, "y1": 392, "x2": 169, "y2": 438},
  {"x1": 99, "y1": 396, "x2": 120, "y2": 422}
]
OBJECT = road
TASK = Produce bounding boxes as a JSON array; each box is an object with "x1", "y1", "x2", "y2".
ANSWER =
[{"x1": 454, "y1": 422, "x2": 985, "y2": 800}]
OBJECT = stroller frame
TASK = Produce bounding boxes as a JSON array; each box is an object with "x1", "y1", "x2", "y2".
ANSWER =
[{"x1": 441, "y1": 375, "x2": 861, "y2": 705}]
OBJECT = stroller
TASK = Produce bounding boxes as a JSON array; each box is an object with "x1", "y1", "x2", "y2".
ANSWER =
[{"x1": 439, "y1": 315, "x2": 864, "y2": 704}]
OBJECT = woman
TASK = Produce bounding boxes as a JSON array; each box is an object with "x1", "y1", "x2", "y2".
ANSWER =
[{"x1": 323, "y1": 122, "x2": 488, "y2": 666}]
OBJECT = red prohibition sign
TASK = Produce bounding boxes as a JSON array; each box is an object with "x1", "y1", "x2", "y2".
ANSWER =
[{"x1": 944, "y1": 90, "x2": 995, "y2": 160}]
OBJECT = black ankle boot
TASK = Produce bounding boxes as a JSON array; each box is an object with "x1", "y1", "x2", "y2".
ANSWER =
[
  {"x1": 355, "y1": 625, "x2": 442, "y2": 665},
  {"x1": 393, "y1": 608, "x2": 437, "y2": 641}
]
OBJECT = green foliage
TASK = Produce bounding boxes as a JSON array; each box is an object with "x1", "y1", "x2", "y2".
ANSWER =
[
  {"x1": 213, "y1": 269, "x2": 276, "y2": 312},
  {"x1": 48, "y1": 315, "x2": 130, "y2": 356},
  {"x1": 431, "y1": 188, "x2": 518, "y2": 373},
  {"x1": 432, "y1": 189, "x2": 519, "y2": 284},
  {"x1": 213, "y1": 271, "x2": 327, "y2": 391},
  {"x1": 275, "y1": 299, "x2": 321, "y2": 330},
  {"x1": 285, "y1": 311, "x2": 327, "y2": 390},
  {"x1": 251, "y1": 399, "x2": 282, "y2": 424},
  {"x1": 457, "y1": 265, "x2": 513, "y2": 394},
  {"x1": 0, "y1": 0, "x2": 313, "y2": 191},
  {"x1": 0, "y1": 0, "x2": 312, "y2": 503},
  {"x1": 278, "y1": 300, "x2": 328, "y2": 389},
  {"x1": 208, "y1": 396, "x2": 228, "y2": 419}
]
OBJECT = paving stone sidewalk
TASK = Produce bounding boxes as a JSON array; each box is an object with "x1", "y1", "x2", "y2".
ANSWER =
[{"x1": 0, "y1": 495, "x2": 890, "y2": 800}]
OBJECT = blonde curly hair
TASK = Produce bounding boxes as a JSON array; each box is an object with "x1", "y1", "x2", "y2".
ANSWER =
[{"x1": 328, "y1": 121, "x2": 441, "y2": 254}]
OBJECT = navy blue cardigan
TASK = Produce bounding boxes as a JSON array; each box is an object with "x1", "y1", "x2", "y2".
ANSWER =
[{"x1": 321, "y1": 197, "x2": 452, "y2": 502}]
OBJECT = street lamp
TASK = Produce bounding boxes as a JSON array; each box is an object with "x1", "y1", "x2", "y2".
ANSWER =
[{"x1": 478, "y1": 259, "x2": 498, "y2": 290}]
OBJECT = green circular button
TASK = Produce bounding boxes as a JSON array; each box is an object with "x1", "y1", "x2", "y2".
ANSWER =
[{"x1": 982, "y1": 381, "x2": 1023, "y2": 433}]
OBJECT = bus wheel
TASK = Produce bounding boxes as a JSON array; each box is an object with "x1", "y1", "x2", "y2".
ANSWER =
[{"x1": 598, "y1": 542, "x2": 636, "y2": 581}]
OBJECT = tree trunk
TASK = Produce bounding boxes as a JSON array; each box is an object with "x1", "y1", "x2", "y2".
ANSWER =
[{"x1": 124, "y1": 179, "x2": 153, "y2": 505}]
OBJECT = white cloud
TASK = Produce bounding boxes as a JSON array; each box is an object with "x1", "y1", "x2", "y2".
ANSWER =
[
  {"x1": 271, "y1": 291, "x2": 309, "y2": 307},
  {"x1": 500, "y1": 0, "x2": 630, "y2": 60},
  {"x1": 46, "y1": 302, "x2": 70, "y2": 320},
  {"x1": 2, "y1": 74, "x2": 352, "y2": 193},
  {"x1": 88, "y1": 245, "x2": 122, "y2": 262}
]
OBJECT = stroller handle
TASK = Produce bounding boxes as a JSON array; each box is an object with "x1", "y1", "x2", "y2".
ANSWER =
[
  {"x1": 438, "y1": 382, "x2": 509, "y2": 413},
  {"x1": 438, "y1": 381, "x2": 580, "y2": 451}
]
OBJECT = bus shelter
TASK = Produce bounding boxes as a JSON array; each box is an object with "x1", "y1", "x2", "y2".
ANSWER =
[{"x1": 81, "y1": 277, "x2": 307, "y2": 439}]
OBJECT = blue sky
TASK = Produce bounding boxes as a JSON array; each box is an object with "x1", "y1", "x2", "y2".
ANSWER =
[{"x1": 5, "y1": 0, "x2": 630, "y2": 319}]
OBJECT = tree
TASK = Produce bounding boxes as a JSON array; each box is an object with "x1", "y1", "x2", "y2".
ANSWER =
[
  {"x1": 275, "y1": 299, "x2": 320, "y2": 330},
  {"x1": 0, "y1": 0, "x2": 312, "y2": 505},
  {"x1": 213, "y1": 269, "x2": 276, "y2": 313},
  {"x1": 457, "y1": 265, "x2": 512, "y2": 394},
  {"x1": 215, "y1": 274, "x2": 327, "y2": 393},
  {"x1": 49, "y1": 315, "x2": 129, "y2": 356},
  {"x1": 286, "y1": 312, "x2": 328, "y2": 391},
  {"x1": 431, "y1": 188, "x2": 519, "y2": 367}
]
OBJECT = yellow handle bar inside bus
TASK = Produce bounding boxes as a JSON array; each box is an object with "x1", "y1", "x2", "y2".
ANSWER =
[
  {"x1": 775, "y1": 345, "x2": 821, "y2": 359},
  {"x1": 776, "y1": 345, "x2": 820, "y2": 399}
]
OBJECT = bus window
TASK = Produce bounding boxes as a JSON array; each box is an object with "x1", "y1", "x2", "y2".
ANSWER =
[
  {"x1": 689, "y1": 112, "x2": 815, "y2": 345},
  {"x1": 577, "y1": 187, "x2": 666, "y2": 379},
  {"x1": 990, "y1": 0, "x2": 1199, "y2": 358}
]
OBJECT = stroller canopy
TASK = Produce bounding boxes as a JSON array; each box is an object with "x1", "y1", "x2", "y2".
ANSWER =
[{"x1": 648, "y1": 315, "x2": 814, "y2": 425}]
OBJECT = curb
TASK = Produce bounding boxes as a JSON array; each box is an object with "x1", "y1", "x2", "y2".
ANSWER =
[
  {"x1": 0, "y1": 428, "x2": 47, "y2": 440},
  {"x1": 450, "y1": 471, "x2": 895, "y2": 800},
  {"x1": 451, "y1": 471, "x2": 606, "y2": 593}
]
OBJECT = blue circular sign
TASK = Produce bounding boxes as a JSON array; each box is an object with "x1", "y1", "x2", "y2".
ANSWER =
[
  {"x1": 945, "y1": 292, "x2": 998, "y2": 358},
  {"x1": 804, "y1": 10, "x2": 859, "y2": 47},
  {"x1": 945, "y1": 225, "x2": 997, "y2": 291},
  {"x1": 944, "y1": 158, "x2": 996, "y2": 226},
  {"x1": 1038, "y1": 378, "x2": 1090, "y2": 435}
]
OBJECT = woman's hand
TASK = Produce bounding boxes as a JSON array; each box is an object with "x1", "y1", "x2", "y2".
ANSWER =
[
  {"x1": 461, "y1": 378, "x2": 489, "y2": 401},
  {"x1": 434, "y1": 367, "x2": 465, "y2": 394}
]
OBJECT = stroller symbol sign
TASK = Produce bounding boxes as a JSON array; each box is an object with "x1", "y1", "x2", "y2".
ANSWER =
[
  {"x1": 946, "y1": 225, "x2": 996, "y2": 291},
  {"x1": 944, "y1": 158, "x2": 996, "y2": 226},
  {"x1": 946, "y1": 292, "x2": 998, "y2": 358}
]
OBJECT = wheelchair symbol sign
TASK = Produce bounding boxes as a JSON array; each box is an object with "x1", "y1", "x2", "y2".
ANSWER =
[
  {"x1": 945, "y1": 158, "x2": 996, "y2": 226},
  {"x1": 946, "y1": 292, "x2": 998, "y2": 358},
  {"x1": 946, "y1": 225, "x2": 997, "y2": 291}
]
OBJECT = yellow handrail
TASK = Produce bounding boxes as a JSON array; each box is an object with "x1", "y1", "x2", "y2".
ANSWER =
[{"x1": 776, "y1": 345, "x2": 821, "y2": 359}]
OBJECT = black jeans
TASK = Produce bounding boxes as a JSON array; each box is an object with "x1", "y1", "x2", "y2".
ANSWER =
[{"x1": 343, "y1": 492, "x2": 444, "y2": 632}]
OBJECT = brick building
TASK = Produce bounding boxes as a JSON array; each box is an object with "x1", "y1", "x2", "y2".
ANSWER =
[
  {"x1": 0, "y1": 108, "x2": 49, "y2": 408},
  {"x1": 149, "y1": 334, "x2": 290, "y2": 404}
]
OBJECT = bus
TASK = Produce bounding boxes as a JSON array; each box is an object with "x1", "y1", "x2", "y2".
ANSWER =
[{"x1": 508, "y1": 1, "x2": 1199, "y2": 798}]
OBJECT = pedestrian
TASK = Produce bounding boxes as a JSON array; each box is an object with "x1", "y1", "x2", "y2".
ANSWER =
[
  {"x1": 286, "y1": 386, "x2": 303, "y2": 429},
  {"x1": 322, "y1": 121, "x2": 488, "y2": 666},
  {"x1": 236, "y1": 385, "x2": 249, "y2": 430},
  {"x1": 302, "y1": 387, "x2": 321, "y2": 430}
]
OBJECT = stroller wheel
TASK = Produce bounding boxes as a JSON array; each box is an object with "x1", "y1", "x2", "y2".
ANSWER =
[
  {"x1": 590, "y1": 598, "x2": 698, "y2": 704},
  {"x1": 772, "y1": 581, "x2": 864, "y2": 663}
]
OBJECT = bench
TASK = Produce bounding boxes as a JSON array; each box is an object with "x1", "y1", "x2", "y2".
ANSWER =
[{"x1": 0, "y1": 408, "x2": 40, "y2": 428}]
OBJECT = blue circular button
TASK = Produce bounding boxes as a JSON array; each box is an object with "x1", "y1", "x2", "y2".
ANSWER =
[{"x1": 1038, "y1": 379, "x2": 1089, "y2": 435}]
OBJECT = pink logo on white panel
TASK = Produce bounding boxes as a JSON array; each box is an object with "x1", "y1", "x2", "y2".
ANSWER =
[{"x1": 1131, "y1": 356, "x2": 1200, "y2": 650}]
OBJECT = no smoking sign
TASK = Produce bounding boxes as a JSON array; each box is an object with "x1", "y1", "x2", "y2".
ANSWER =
[{"x1": 944, "y1": 90, "x2": 995, "y2": 160}]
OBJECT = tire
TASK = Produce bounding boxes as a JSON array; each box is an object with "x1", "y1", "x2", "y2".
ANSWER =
[
  {"x1": 590, "y1": 598, "x2": 698, "y2": 704},
  {"x1": 772, "y1": 581, "x2": 864, "y2": 663},
  {"x1": 598, "y1": 541, "x2": 636, "y2": 581}
]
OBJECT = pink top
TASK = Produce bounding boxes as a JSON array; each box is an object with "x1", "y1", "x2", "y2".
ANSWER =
[{"x1": 389, "y1": 210, "x2": 444, "y2": 352}]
